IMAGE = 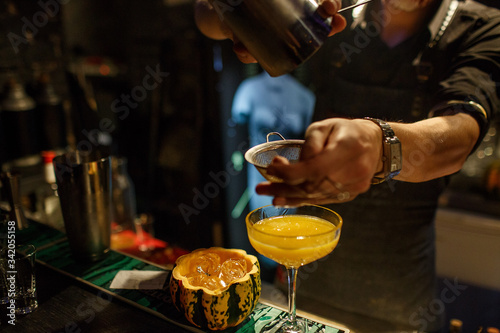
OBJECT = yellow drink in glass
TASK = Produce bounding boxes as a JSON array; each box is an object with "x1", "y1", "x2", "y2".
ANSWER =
[
  {"x1": 248, "y1": 215, "x2": 339, "y2": 268},
  {"x1": 246, "y1": 205, "x2": 342, "y2": 333}
]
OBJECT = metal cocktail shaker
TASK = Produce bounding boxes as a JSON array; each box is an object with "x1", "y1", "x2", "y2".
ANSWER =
[
  {"x1": 53, "y1": 150, "x2": 112, "y2": 262},
  {"x1": 210, "y1": 0, "x2": 332, "y2": 76}
]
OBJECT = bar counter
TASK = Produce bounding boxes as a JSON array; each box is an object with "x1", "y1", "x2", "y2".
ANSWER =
[
  {"x1": 1, "y1": 263, "x2": 188, "y2": 332},
  {"x1": 0, "y1": 219, "x2": 351, "y2": 333}
]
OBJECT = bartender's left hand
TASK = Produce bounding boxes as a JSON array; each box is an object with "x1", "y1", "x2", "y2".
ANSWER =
[
  {"x1": 255, "y1": 118, "x2": 382, "y2": 207},
  {"x1": 194, "y1": 0, "x2": 346, "y2": 64}
]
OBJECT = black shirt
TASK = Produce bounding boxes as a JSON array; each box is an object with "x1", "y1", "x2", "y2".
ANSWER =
[{"x1": 292, "y1": 0, "x2": 500, "y2": 331}]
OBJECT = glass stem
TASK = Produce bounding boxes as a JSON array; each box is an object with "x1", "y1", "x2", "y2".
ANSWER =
[{"x1": 286, "y1": 267, "x2": 299, "y2": 324}]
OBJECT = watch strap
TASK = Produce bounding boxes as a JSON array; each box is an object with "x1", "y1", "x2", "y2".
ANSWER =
[{"x1": 364, "y1": 117, "x2": 402, "y2": 184}]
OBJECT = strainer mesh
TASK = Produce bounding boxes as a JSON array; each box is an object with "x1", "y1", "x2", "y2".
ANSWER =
[{"x1": 251, "y1": 144, "x2": 301, "y2": 167}]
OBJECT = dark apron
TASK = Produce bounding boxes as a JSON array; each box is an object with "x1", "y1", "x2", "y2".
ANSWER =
[{"x1": 290, "y1": 26, "x2": 448, "y2": 331}]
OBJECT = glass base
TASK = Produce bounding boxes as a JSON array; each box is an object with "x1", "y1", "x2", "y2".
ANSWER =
[
  {"x1": 277, "y1": 317, "x2": 308, "y2": 333},
  {"x1": 14, "y1": 297, "x2": 38, "y2": 314}
]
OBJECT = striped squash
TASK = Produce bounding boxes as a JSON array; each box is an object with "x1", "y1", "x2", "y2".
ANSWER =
[{"x1": 169, "y1": 247, "x2": 261, "y2": 330}]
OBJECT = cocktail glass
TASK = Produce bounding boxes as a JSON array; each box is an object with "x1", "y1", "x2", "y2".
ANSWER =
[{"x1": 246, "y1": 204, "x2": 342, "y2": 332}]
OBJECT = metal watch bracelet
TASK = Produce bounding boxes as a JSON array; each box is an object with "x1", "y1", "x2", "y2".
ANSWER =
[{"x1": 364, "y1": 117, "x2": 402, "y2": 184}]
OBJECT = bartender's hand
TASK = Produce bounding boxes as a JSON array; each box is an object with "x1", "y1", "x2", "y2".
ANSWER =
[
  {"x1": 256, "y1": 113, "x2": 481, "y2": 207},
  {"x1": 256, "y1": 118, "x2": 383, "y2": 207},
  {"x1": 194, "y1": 0, "x2": 347, "y2": 64}
]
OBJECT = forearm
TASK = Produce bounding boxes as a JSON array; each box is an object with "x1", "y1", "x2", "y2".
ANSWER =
[{"x1": 391, "y1": 113, "x2": 480, "y2": 182}]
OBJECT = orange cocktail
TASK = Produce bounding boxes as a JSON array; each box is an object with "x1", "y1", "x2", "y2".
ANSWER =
[
  {"x1": 247, "y1": 214, "x2": 339, "y2": 268},
  {"x1": 246, "y1": 205, "x2": 342, "y2": 333}
]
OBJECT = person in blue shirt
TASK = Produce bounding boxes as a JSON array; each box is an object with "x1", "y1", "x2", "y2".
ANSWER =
[{"x1": 231, "y1": 71, "x2": 315, "y2": 210}]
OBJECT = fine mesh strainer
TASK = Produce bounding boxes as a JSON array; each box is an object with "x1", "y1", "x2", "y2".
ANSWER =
[{"x1": 245, "y1": 132, "x2": 304, "y2": 183}]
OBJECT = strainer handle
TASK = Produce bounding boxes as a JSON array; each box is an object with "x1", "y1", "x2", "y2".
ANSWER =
[{"x1": 266, "y1": 132, "x2": 286, "y2": 142}]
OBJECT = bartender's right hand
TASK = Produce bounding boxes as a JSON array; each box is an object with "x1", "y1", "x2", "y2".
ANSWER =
[
  {"x1": 194, "y1": 0, "x2": 346, "y2": 64},
  {"x1": 255, "y1": 118, "x2": 383, "y2": 207}
]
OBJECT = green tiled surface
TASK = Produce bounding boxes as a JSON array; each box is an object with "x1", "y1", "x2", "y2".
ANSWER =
[{"x1": 16, "y1": 221, "x2": 344, "y2": 333}]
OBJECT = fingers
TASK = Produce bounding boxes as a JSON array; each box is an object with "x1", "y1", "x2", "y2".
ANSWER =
[
  {"x1": 266, "y1": 129, "x2": 339, "y2": 189},
  {"x1": 299, "y1": 119, "x2": 338, "y2": 162},
  {"x1": 232, "y1": 38, "x2": 258, "y2": 64},
  {"x1": 267, "y1": 156, "x2": 311, "y2": 186},
  {"x1": 317, "y1": 0, "x2": 347, "y2": 36},
  {"x1": 272, "y1": 196, "x2": 352, "y2": 207},
  {"x1": 255, "y1": 154, "x2": 368, "y2": 207},
  {"x1": 256, "y1": 180, "x2": 355, "y2": 207},
  {"x1": 300, "y1": 130, "x2": 328, "y2": 161},
  {"x1": 258, "y1": 155, "x2": 351, "y2": 202},
  {"x1": 318, "y1": 0, "x2": 342, "y2": 16},
  {"x1": 329, "y1": 13, "x2": 347, "y2": 36}
]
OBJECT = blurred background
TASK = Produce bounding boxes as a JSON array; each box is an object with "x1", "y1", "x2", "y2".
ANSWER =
[
  {"x1": 0, "y1": 0, "x2": 499, "y2": 330},
  {"x1": 0, "y1": 0, "x2": 229, "y2": 251},
  {"x1": 0, "y1": 0, "x2": 321, "y2": 254}
]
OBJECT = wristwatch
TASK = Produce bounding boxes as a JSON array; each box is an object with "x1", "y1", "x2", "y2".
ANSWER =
[{"x1": 364, "y1": 117, "x2": 402, "y2": 184}]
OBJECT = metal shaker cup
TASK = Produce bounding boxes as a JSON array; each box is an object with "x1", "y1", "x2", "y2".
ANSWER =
[
  {"x1": 209, "y1": 0, "x2": 332, "y2": 76},
  {"x1": 53, "y1": 150, "x2": 112, "y2": 262}
]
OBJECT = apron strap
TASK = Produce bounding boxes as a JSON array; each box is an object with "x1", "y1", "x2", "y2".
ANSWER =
[{"x1": 411, "y1": 0, "x2": 462, "y2": 117}]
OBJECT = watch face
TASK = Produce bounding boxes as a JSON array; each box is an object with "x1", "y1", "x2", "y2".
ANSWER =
[
  {"x1": 389, "y1": 139, "x2": 402, "y2": 173},
  {"x1": 365, "y1": 117, "x2": 402, "y2": 183}
]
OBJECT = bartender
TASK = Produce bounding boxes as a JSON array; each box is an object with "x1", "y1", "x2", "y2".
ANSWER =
[{"x1": 194, "y1": 0, "x2": 500, "y2": 331}]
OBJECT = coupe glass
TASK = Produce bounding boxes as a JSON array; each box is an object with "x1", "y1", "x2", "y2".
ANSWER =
[{"x1": 246, "y1": 204, "x2": 342, "y2": 332}]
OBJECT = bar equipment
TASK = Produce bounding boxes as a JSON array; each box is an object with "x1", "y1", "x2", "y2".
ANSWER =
[
  {"x1": 53, "y1": 150, "x2": 112, "y2": 262},
  {"x1": 111, "y1": 156, "x2": 136, "y2": 233},
  {"x1": 0, "y1": 244, "x2": 38, "y2": 314},
  {"x1": 34, "y1": 73, "x2": 67, "y2": 152},
  {"x1": 0, "y1": 171, "x2": 29, "y2": 230},
  {"x1": 134, "y1": 213, "x2": 155, "y2": 252},
  {"x1": 0, "y1": 77, "x2": 40, "y2": 165},
  {"x1": 245, "y1": 132, "x2": 303, "y2": 182},
  {"x1": 35, "y1": 151, "x2": 64, "y2": 230},
  {"x1": 208, "y1": 0, "x2": 332, "y2": 77},
  {"x1": 209, "y1": 0, "x2": 373, "y2": 77}
]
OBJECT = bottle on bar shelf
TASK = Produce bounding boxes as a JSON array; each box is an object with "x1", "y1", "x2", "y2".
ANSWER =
[
  {"x1": 34, "y1": 72, "x2": 67, "y2": 152},
  {"x1": 35, "y1": 150, "x2": 64, "y2": 231}
]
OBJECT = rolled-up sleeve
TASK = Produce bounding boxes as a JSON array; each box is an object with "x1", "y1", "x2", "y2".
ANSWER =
[{"x1": 430, "y1": 7, "x2": 500, "y2": 147}]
